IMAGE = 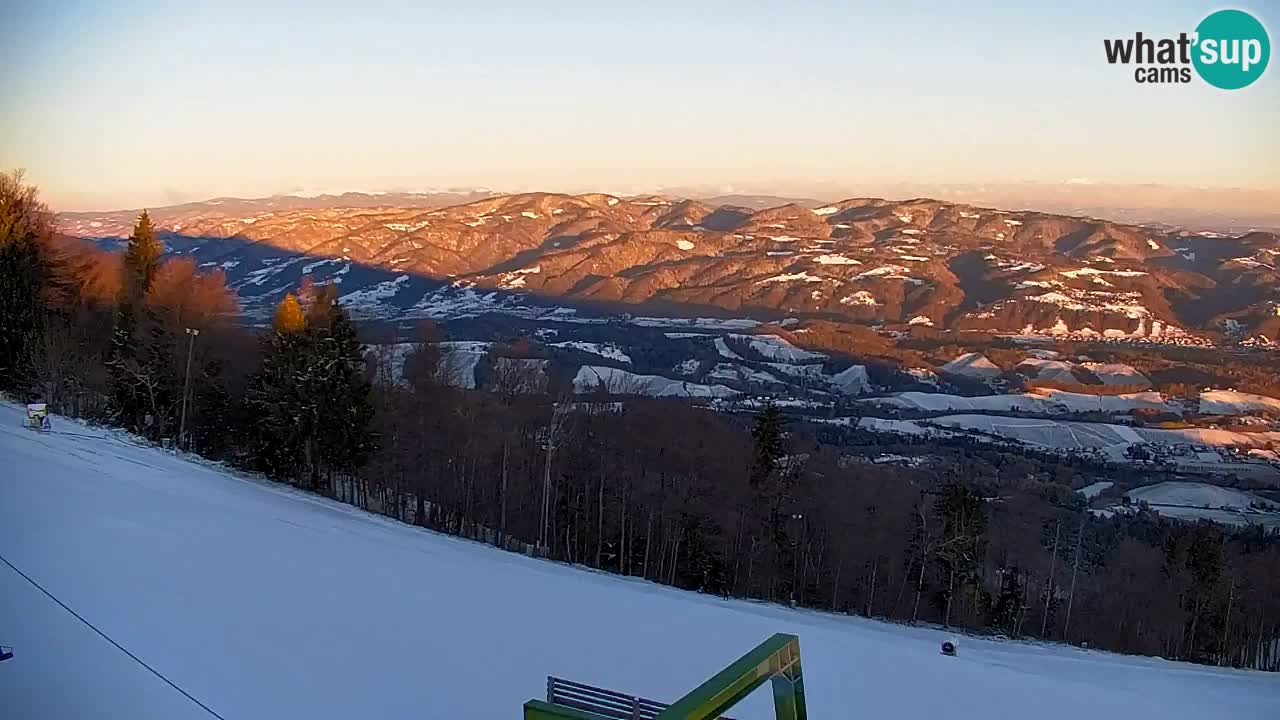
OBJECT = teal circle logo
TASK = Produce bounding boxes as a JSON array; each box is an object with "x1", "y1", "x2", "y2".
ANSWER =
[{"x1": 1192, "y1": 9, "x2": 1270, "y2": 89}]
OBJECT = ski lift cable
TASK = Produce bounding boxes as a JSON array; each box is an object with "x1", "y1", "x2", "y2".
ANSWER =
[{"x1": 0, "y1": 551, "x2": 229, "y2": 720}]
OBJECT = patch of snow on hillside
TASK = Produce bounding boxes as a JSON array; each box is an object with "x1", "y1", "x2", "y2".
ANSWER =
[
  {"x1": 574, "y1": 366, "x2": 738, "y2": 397},
  {"x1": 761, "y1": 272, "x2": 822, "y2": 283},
  {"x1": 1127, "y1": 482, "x2": 1277, "y2": 513},
  {"x1": 764, "y1": 362, "x2": 826, "y2": 379},
  {"x1": 498, "y1": 266, "x2": 542, "y2": 290},
  {"x1": 385, "y1": 220, "x2": 430, "y2": 232},
  {"x1": 857, "y1": 265, "x2": 911, "y2": 279},
  {"x1": 1081, "y1": 363, "x2": 1150, "y2": 386},
  {"x1": 1061, "y1": 268, "x2": 1147, "y2": 278},
  {"x1": 243, "y1": 256, "x2": 307, "y2": 286},
  {"x1": 1077, "y1": 481, "x2": 1114, "y2": 499},
  {"x1": 550, "y1": 342, "x2": 632, "y2": 364},
  {"x1": 941, "y1": 353, "x2": 1001, "y2": 378},
  {"x1": 673, "y1": 358, "x2": 700, "y2": 375},
  {"x1": 1147, "y1": 240, "x2": 1161, "y2": 250},
  {"x1": 842, "y1": 291, "x2": 878, "y2": 306},
  {"x1": 1017, "y1": 358, "x2": 1078, "y2": 383},
  {"x1": 437, "y1": 344, "x2": 489, "y2": 388},
  {"x1": 908, "y1": 316, "x2": 934, "y2": 326},
  {"x1": 338, "y1": 275, "x2": 412, "y2": 314},
  {"x1": 831, "y1": 365, "x2": 870, "y2": 394},
  {"x1": 813, "y1": 206, "x2": 839, "y2": 215},
  {"x1": 676, "y1": 239, "x2": 695, "y2": 250},
  {"x1": 521, "y1": 211, "x2": 540, "y2": 219},
  {"x1": 713, "y1": 337, "x2": 742, "y2": 360},
  {"x1": 907, "y1": 368, "x2": 939, "y2": 386},
  {"x1": 706, "y1": 363, "x2": 780, "y2": 386},
  {"x1": 814, "y1": 254, "x2": 861, "y2": 265},
  {"x1": 772, "y1": 235, "x2": 802, "y2": 243},
  {"x1": 959, "y1": 211, "x2": 981, "y2": 219},
  {"x1": 899, "y1": 229, "x2": 921, "y2": 235},
  {"x1": 729, "y1": 334, "x2": 826, "y2": 363},
  {"x1": 631, "y1": 317, "x2": 760, "y2": 330},
  {"x1": 1198, "y1": 390, "x2": 1280, "y2": 416}
]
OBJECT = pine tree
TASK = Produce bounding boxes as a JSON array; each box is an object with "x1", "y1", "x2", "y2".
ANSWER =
[
  {"x1": 246, "y1": 287, "x2": 375, "y2": 490},
  {"x1": 122, "y1": 210, "x2": 162, "y2": 301},
  {"x1": 246, "y1": 293, "x2": 311, "y2": 480},
  {"x1": 313, "y1": 298, "x2": 375, "y2": 475},
  {"x1": 0, "y1": 171, "x2": 56, "y2": 392},
  {"x1": 749, "y1": 403, "x2": 785, "y2": 488},
  {"x1": 109, "y1": 210, "x2": 166, "y2": 430}
]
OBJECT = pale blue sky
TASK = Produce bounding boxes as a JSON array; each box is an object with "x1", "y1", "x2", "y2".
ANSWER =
[{"x1": 2, "y1": 0, "x2": 1276, "y2": 210}]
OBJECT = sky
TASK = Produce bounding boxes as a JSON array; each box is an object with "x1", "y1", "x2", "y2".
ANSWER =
[{"x1": 1, "y1": 0, "x2": 1277, "y2": 211}]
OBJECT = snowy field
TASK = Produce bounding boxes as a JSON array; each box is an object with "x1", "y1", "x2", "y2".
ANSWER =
[
  {"x1": 923, "y1": 414, "x2": 1280, "y2": 454},
  {"x1": 863, "y1": 389, "x2": 1178, "y2": 415},
  {"x1": 1, "y1": 402, "x2": 1276, "y2": 720}
]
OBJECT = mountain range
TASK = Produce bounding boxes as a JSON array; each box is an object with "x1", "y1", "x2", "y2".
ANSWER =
[{"x1": 57, "y1": 192, "x2": 1280, "y2": 344}]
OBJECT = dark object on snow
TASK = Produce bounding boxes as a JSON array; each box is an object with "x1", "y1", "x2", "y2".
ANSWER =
[
  {"x1": 941, "y1": 641, "x2": 957, "y2": 657},
  {"x1": 0, "y1": 645, "x2": 13, "y2": 662}
]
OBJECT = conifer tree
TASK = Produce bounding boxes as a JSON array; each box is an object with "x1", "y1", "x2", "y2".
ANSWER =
[
  {"x1": 109, "y1": 210, "x2": 166, "y2": 429},
  {"x1": 749, "y1": 403, "x2": 785, "y2": 488},
  {"x1": 121, "y1": 210, "x2": 162, "y2": 301},
  {"x1": 313, "y1": 297, "x2": 375, "y2": 475},
  {"x1": 247, "y1": 288, "x2": 374, "y2": 489},
  {"x1": 246, "y1": 293, "x2": 311, "y2": 480}
]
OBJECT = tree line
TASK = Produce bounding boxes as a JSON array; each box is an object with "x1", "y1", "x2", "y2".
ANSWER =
[{"x1": 2, "y1": 170, "x2": 1278, "y2": 671}]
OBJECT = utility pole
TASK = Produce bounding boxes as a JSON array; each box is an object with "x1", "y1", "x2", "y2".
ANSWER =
[
  {"x1": 1041, "y1": 520, "x2": 1060, "y2": 638},
  {"x1": 538, "y1": 402, "x2": 569, "y2": 551},
  {"x1": 178, "y1": 327, "x2": 200, "y2": 450},
  {"x1": 1063, "y1": 512, "x2": 1087, "y2": 642}
]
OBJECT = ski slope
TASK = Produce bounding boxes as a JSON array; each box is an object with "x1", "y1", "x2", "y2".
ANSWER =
[{"x1": 1, "y1": 402, "x2": 1275, "y2": 720}]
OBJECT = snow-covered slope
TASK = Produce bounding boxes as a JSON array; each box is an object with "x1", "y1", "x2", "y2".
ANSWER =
[
  {"x1": 940, "y1": 353, "x2": 1002, "y2": 378},
  {"x1": 573, "y1": 366, "x2": 739, "y2": 398},
  {"x1": 864, "y1": 389, "x2": 1178, "y2": 415},
  {"x1": 1126, "y1": 482, "x2": 1277, "y2": 511},
  {"x1": 1198, "y1": 390, "x2": 1280, "y2": 416},
  {"x1": 1016, "y1": 358, "x2": 1079, "y2": 383},
  {"x1": 1077, "y1": 481, "x2": 1115, "y2": 499},
  {"x1": 1, "y1": 402, "x2": 1276, "y2": 720},
  {"x1": 549, "y1": 341, "x2": 632, "y2": 365},
  {"x1": 1081, "y1": 362, "x2": 1150, "y2": 386},
  {"x1": 728, "y1": 334, "x2": 826, "y2": 363}
]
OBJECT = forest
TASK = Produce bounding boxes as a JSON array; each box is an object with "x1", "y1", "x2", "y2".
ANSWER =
[{"x1": 3, "y1": 170, "x2": 1278, "y2": 672}]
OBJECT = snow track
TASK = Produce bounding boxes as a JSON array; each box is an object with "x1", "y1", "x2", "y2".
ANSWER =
[{"x1": 1, "y1": 402, "x2": 1275, "y2": 719}]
